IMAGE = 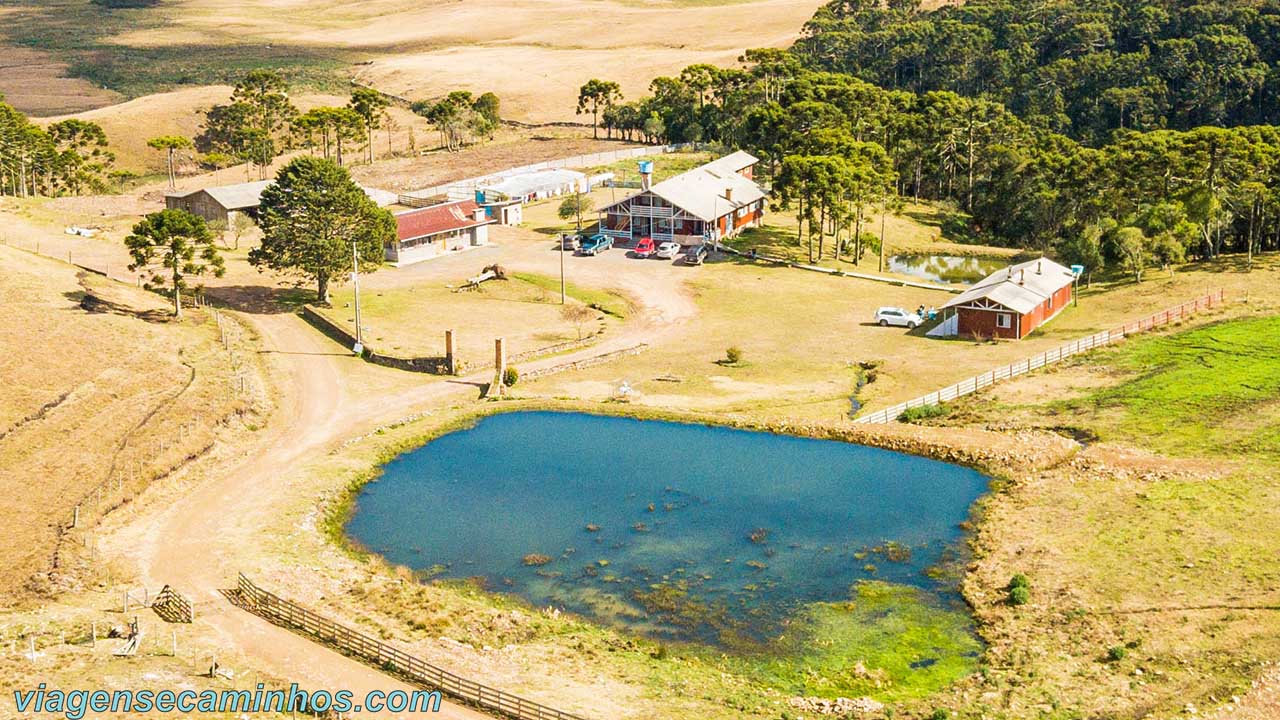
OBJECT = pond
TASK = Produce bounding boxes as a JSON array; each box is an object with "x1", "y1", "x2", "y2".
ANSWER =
[
  {"x1": 346, "y1": 412, "x2": 990, "y2": 651},
  {"x1": 888, "y1": 254, "x2": 1009, "y2": 285}
]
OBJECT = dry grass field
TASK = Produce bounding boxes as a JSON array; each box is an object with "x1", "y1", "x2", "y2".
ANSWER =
[
  {"x1": 4, "y1": 0, "x2": 826, "y2": 122},
  {"x1": 0, "y1": 246, "x2": 254, "y2": 603}
]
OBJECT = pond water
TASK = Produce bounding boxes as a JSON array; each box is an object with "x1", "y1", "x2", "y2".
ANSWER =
[
  {"x1": 888, "y1": 254, "x2": 1009, "y2": 284},
  {"x1": 346, "y1": 412, "x2": 989, "y2": 647}
]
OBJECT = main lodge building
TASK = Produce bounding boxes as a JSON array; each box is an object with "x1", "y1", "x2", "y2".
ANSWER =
[{"x1": 598, "y1": 151, "x2": 766, "y2": 246}]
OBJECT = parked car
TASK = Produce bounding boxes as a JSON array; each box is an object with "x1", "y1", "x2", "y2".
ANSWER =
[
  {"x1": 632, "y1": 237, "x2": 655, "y2": 258},
  {"x1": 578, "y1": 234, "x2": 613, "y2": 256},
  {"x1": 875, "y1": 306, "x2": 923, "y2": 329},
  {"x1": 682, "y1": 243, "x2": 710, "y2": 266},
  {"x1": 559, "y1": 234, "x2": 580, "y2": 251},
  {"x1": 655, "y1": 241, "x2": 682, "y2": 259}
]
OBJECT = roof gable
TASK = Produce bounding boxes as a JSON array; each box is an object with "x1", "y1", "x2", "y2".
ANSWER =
[
  {"x1": 943, "y1": 257, "x2": 1076, "y2": 315},
  {"x1": 602, "y1": 152, "x2": 764, "y2": 221}
]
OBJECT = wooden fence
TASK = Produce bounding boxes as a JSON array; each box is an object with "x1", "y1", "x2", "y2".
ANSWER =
[
  {"x1": 152, "y1": 585, "x2": 194, "y2": 623},
  {"x1": 853, "y1": 289, "x2": 1226, "y2": 424},
  {"x1": 235, "y1": 574, "x2": 590, "y2": 720}
]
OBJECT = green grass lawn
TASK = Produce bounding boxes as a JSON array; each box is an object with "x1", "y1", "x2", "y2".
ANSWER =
[
  {"x1": 1060, "y1": 314, "x2": 1280, "y2": 458},
  {"x1": 509, "y1": 271, "x2": 632, "y2": 318}
]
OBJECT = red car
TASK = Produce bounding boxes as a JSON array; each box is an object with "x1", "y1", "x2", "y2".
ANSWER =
[{"x1": 632, "y1": 237, "x2": 655, "y2": 258}]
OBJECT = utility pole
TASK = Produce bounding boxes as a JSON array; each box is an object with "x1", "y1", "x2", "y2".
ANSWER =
[
  {"x1": 351, "y1": 243, "x2": 364, "y2": 354},
  {"x1": 559, "y1": 234, "x2": 566, "y2": 305}
]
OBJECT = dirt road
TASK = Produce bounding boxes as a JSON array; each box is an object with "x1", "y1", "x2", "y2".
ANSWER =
[{"x1": 106, "y1": 237, "x2": 695, "y2": 718}]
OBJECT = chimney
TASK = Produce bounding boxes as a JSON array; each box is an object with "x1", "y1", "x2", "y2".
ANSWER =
[
  {"x1": 1037, "y1": 260, "x2": 1043, "y2": 274},
  {"x1": 1019, "y1": 269, "x2": 1026, "y2": 285},
  {"x1": 725, "y1": 187, "x2": 733, "y2": 202}
]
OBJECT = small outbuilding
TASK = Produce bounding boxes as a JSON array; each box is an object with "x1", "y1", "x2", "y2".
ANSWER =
[
  {"x1": 941, "y1": 258, "x2": 1077, "y2": 339},
  {"x1": 387, "y1": 200, "x2": 494, "y2": 266}
]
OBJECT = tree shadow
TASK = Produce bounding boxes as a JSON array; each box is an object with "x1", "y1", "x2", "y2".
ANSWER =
[
  {"x1": 67, "y1": 290, "x2": 174, "y2": 323},
  {"x1": 205, "y1": 285, "x2": 315, "y2": 315}
]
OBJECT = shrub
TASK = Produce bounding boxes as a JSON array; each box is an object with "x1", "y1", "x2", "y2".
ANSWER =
[
  {"x1": 899, "y1": 403, "x2": 950, "y2": 423},
  {"x1": 1008, "y1": 585, "x2": 1030, "y2": 606},
  {"x1": 503, "y1": 366, "x2": 519, "y2": 386},
  {"x1": 725, "y1": 346, "x2": 743, "y2": 365},
  {"x1": 1009, "y1": 573, "x2": 1030, "y2": 590},
  {"x1": 1107, "y1": 645, "x2": 1127, "y2": 662},
  {"x1": 930, "y1": 710, "x2": 950, "y2": 720}
]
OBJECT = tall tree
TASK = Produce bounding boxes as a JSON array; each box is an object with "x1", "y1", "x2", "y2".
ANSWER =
[
  {"x1": 147, "y1": 135, "x2": 193, "y2": 189},
  {"x1": 125, "y1": 209, "x2": 225, "y2": 318},
  {"x1": 577, "y1": 79, "x2": 623, "y2": 139},
  {"x1": 250, "y1": 157, "x2": 395, "y2": 303},
  {"x1": 348, "y1": 87, "x2": 389, "y2": 164}
]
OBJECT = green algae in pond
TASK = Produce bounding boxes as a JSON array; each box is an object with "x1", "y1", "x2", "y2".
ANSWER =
[{"x1": 726, "y1": 581, "x2": 981, "y2": 702}]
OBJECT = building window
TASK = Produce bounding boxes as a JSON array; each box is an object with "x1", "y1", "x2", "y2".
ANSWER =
[
  {"x1": 996, "y1": 313, "x2": 1012, "y2": 329},
  {"x1": 1048, "y1": 295, "x2": 1054, "y2": 310}
]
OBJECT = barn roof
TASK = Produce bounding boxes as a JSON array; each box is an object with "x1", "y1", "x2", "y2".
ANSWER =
[
  {"x1": 942, "y1": 257, "x2": 1077, "y2": 315},
  {"x1": 601, "y1": 152, "x2": 764, "y2": 222},
  {"x1": 394, "y1": 200, "x2": 491, "y2": 242},
  {"x1": 165, "y1": 180, "x2": 397, "y2": 210}
]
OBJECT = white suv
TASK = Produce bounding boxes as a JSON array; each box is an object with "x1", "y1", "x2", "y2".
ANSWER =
[{"x1": 875, "y1": 307, "x2": 922, "y2": 329}]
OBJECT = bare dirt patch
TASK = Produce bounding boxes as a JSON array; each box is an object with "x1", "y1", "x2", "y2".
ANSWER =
[{"x1": 0, "y1": 41, "x2": 122, "y2": 116}]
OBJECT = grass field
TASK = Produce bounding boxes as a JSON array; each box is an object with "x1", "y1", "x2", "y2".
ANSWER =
[
  {"x1": 2, "y1": 0, "x2": 826, "y2": 122},
  {"x1": 0, "y1": 246, "x2": 255, "y2": 601},
  {"x1": 319, "y1": 275, "x2": 623, "y2": 363},
  {"x1": 905, "y1": 309, "x2": 1280, "y2": 718}
]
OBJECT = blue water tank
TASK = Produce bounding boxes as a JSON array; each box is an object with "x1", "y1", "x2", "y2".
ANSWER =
[{"x1": 638, "y1": 160, "x2": 654, "y2": 174}]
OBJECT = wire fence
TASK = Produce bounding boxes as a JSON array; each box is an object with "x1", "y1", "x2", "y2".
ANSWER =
[
  {"x1": 853, "y1": 289, "x2": 1227, "y2": 424},
  {"x1": 236, "y1": 574, "x2": 590, "y2": 720}
]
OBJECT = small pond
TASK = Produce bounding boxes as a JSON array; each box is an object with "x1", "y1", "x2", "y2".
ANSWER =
[
  {"x1": 889, "y1": 254, "x2": 1009, "y2": 284},
  {"x1": 345, "y1": 412, "x2": 990, "y2": 647}
]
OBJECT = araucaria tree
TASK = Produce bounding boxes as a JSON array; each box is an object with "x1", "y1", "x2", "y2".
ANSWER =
[
  {"x1": 147, "y1": 135, "x2": 193, "y2": 189},
  {"x1": 125, "y1": 209, "x2": 226, "y2": 318},
  {"x1": 577, "y1": 79, "x2": 622, "y2": 139},
  {"x1": 250, "y1": 157, "x2": 395, "y2": 303},
  {"x1": 196, "y1": 70, "x2": 297, "y2": 178},
  {"x1": 347, "y1": 88, "x2": 389, "y2": 164}
]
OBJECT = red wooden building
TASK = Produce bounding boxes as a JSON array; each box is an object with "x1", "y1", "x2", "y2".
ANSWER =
[{"x1": 941, "y1": 258, "x2": 1077, "y2": 339}]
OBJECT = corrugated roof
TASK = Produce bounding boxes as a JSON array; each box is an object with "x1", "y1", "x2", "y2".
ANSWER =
[
  {"x1": 701, "y1": 150, "x2": 758, "y2": 175},
  {"x1": 394, "y1": 200, "x2": 491, "y2": 241},
  {"x1": 942, "y1": 257, "x2": 1076, "y2": 315},
  {"x1": 480, "y1": 169, "x2": 585, "y2": 199},
  {"x1": 166, "y1": 180, "x2": 397, "y2": 210}
]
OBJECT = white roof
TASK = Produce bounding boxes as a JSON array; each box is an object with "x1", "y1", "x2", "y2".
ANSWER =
[
  {"x1": 604, "y1": 152, "x2": 763, "y2": 222},
  {"x1": 481, "y1": 169, "x2": 585, "y2": 198},
  {"x1": 942, "y1": 257, "x2": 1076, "y2": 315},
  {"x1": 701, "y1": 150, "x2": 758, "y2": 175},
  {"x1": 167, "y1": 180, "x2": 397, "y2": 209}
]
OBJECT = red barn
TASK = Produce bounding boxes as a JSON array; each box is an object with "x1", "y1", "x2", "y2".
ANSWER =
[{"x1": 942, "y1": 258, "x2": 1077, "y2": 340}]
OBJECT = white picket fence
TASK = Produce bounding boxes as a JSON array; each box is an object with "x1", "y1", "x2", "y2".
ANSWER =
[{"x1": 854, "y1": 289, "x2": 1226, "y2": 424}]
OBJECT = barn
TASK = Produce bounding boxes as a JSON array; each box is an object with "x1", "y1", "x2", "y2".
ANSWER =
[
  {"x1": 941, "y1": 258, "x2": 1077, "y2": 340},
  {"x1": 386, "y1": 200, "x2": 494, "y2": 266},
  {"x1": 165, "y1": 180, "x2": 398, "y2": 224},
  {"x1": 598, "y1": 151, "x2": 765, "y2": 246}
]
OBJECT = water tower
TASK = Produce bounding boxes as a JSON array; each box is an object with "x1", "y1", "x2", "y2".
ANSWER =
[{"x1": 638, "y1": 160, "x2": 654, "y2": 190}]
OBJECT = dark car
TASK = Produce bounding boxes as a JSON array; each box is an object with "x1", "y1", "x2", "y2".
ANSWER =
[{"x1": 682, "y1": 243, "x2": 710, "y2": 266}]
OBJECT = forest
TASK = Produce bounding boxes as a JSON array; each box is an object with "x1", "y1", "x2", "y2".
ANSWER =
[{"x1": 587, "y1": 0, "x2": 1280, "y2": 277}]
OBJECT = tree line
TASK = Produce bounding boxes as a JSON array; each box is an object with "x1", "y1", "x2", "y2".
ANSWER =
[
  {"x1": 794, "y1": 0, "x2": 1280, "y2": 146},
  {"x1": 196, "y1": 71, "x2": 503, "y2": 179},
  {"x1": 573, "y1": 5, "x2": 1280, "y2": 278},
  {"x1": 0, "y1": 97, "x2": 116, "y2": 197}
]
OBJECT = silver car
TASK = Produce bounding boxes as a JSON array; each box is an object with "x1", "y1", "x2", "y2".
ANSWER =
[
  {"x1": 655, "y1": 241, "x2": 681, "y2": 259},
  {"x1": 875, "y1": 306, "x2": 922, "y2": 329}
]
